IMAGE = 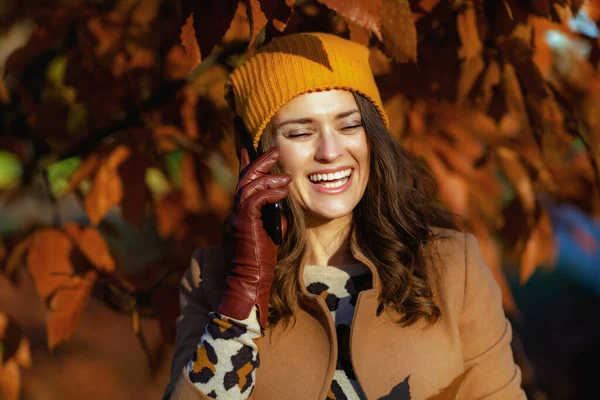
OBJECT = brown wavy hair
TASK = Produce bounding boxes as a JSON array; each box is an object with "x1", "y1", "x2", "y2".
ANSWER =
[{"x1": 256, "y1": 91, "x2": 456, "y2": 328}]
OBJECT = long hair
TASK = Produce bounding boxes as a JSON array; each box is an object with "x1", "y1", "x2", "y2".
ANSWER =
[{"x1": 256, "y1": 91, "x2": 456, "y2": 328}]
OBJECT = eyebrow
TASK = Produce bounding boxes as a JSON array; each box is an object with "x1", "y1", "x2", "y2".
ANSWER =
[{"x1": 276, "y1": 109, "x2": 361, "y2": 129}]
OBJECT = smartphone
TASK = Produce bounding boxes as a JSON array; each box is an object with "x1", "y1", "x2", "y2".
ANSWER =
[{"x1": 234, "y1": 116, "x2": 283, "y2": 245}]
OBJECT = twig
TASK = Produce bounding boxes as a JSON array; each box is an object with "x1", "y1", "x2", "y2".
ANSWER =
[{"x1": 33, "y1": 50, "x2": 223, "y2": 175}]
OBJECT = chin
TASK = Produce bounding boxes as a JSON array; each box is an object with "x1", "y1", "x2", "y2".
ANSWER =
[{"x1": 307, "y1": 205, "x2": 355, "y2": 222}]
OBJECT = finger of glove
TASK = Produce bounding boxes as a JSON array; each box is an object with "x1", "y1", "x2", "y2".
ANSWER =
[
  {"x1": 238, "y1": 149, "x2": 251, "y2": 176},
  {"x1": 237, "y1": 174, "x2": 292, "y2": 206},
  {"x1": 240, "y1": 187, "x2": 288, "y2": 218},
  {"x1": 238, "y1": 148, "x2": 279, "y2": 187}
]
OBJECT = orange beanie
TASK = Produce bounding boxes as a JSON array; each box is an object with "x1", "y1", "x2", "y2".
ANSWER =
[{"x1": 225, "y1": 32, "x2": 389, "y2": 149}]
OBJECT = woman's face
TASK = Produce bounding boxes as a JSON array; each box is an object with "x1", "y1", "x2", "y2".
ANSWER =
[{"x1": 270, "y1": 90, "x2": 370, "y2": 223}]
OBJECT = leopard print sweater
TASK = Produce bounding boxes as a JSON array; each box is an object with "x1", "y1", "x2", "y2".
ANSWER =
[{"x1": 187, "y1": 264, "x2": 372, "y2": 399}]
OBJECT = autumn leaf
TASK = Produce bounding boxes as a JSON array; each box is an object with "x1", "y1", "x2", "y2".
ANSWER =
[
  {"x1": 47, "y1": 270, "x2": 98, "y2": 351},
  {"x1": 181, "y1": 153, "x2": 203, "y2": 213},
  {"x1": 0, "y1": 358, "x2": 20, "y2": 400},
  {"x1": 180, "y1": 13, "x2": 202, "y2": 72},
  {"x1": 319, "y1": 0, "x2": 383, "y2": 41},
  {"x1": 347, "y1": 19, "x2": 370, "y2": 46},
  {"x1": 84, "y1": 146, "x2": 131, "y2": 225},
  {"x1": 583, "y1": 0, "x2": 600, "y2": 21},
  {"x1": 0, "y1": 79, "x2": 10, "y2": 104},
  {"x1": 520, "y1": 210, "x2": 554, "y2": 283},
  {"x1": 381, "y1": 0, "x2": 417, "y2": 63},
  {"x1": 64, "y1": 223, "x2": 115, "y2": 273},
  {"x1": 154, "y1": 192, "x2": 187, "y2": 238},
  {"x1": 247, "y1": 0, "x2": 269, "y2": 48},
  {"x1": 456, "y1": 3, "x2": 483, "y2": 60},
  {"x1": 60, "y1": 153, "x2": 100, "y2": 196},
  {"x1": 26, "y1": 229, "x2": 74, "y2": 299},
  {"x1": 269, "y1": 0, "x2": 295, "y2": 33},
  {"x1": 4, "y1": 238, "x2": 31, "y2": 277},
  {"x1": 180, "y1": 0, "x2": 239, "y2": 58},
  {"x1": 496, "y1": 147, "x2": 536, "y2": 215}
]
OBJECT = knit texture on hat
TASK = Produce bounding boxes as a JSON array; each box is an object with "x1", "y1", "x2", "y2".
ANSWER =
[{"x1": 225, "y1": 32, "x2": 389, "y2": 149}]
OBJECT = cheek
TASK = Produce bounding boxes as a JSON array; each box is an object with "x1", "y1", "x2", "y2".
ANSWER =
[{"x1": 276, "y1": 142, "x2": 312, "y2": 176}]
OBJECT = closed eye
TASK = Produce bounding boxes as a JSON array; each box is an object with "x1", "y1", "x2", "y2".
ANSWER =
[{"x1": 341, "y1": 124, "x2": 363, "y2": 131}]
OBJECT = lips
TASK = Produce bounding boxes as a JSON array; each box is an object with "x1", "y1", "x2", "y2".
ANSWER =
[
  {"x1": 308, "y1": 168, "x2": 352, "y2": 184},
  {"x1": 307, "y1": 168, "x2": 354, "y2": 193}
]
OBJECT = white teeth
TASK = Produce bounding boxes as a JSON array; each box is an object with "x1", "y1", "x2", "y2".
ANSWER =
[
  {"x1": 322, "y1": 177, "x2": 349, "y2": 188},
  {"x1": 308, "y1": 168, "x2": 352, "y2": 183}
]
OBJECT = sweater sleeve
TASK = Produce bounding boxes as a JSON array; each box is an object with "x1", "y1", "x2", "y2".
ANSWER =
[
  {"x1": 186, "y1": 308, "x2": 261, "y2": 399},
  {"x1": 164, "y1": 248, "x2": 261, "y2": 400},
  {"x1": 458, "y1": 233, "x2": 527, "y2": 399}
]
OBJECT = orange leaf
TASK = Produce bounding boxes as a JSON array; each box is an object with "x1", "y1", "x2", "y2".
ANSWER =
[
  {"x1": 47, "y1": 270, "x2": 97, "y2": 351},
  {"x1": 271, "y1": 0, "x2": 295, "y2": 32},
  {"x1": 247, "y1": 0, "x2": 269, "y2": 48},
  {"x1": 520, "y1": 210, "x2": 554, "y2": 284},
  {"x1": 181, "y1": 153, "x2": 203, "y2": 213},
  {"x1": 471, "y1": 225, "x2": 521, "y2": 318},
  {"x1": 456, "y1": 4, "x2": 483, "y2": 60},
  {"x1": 60, "y1": 153, "x2": 100, "y2": 196},
  {"x1": 154, "y1": 192, "x2": 186, "y2": 238},
  {"x1": 26, "y1": 229, "x2": 74, "y2": 299},
  {"x1": 180, "y1": 13, "x2": 202, "y2": 72},
  {"x1": 5, "y1": 238, "x2": 31, "y2": 277},
  {"x1": 64, "y1": 223, "x2": 115, "y2": 273},
  {"x1": 0, "y1": 358, "x2": 20, "y2": 400},
  {"x1": 583, "y1": 0, "x2": 600, "y2": 21},
  {"x1": 381, "y1": 0, "x2": 417, "y2": 63},
  {"x1": 14, "y1": 338, "x2": 31, "y2": 369},
  {"x1": 496, "y1": 147, "x2": 535, "y2": 215},
  {"x1": 180, "y1": 0, "x2": 238, "y2": 58},
  {"x1": 84, "y1": 146, "x2": 130, "y2": 225},
  {"x1": 347, "y1": 19, "x2": 370, "y2": 46},
  {"x1": 0, "y1": 79, "x2": 10, "y2": 105},
  {"x1": 320, "y1": 0, "x2": 383, "y2": 41}
]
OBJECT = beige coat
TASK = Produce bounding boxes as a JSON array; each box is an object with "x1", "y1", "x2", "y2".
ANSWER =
[{"x1": 165, "y1": 229, "x2": 526, "y2": 399}]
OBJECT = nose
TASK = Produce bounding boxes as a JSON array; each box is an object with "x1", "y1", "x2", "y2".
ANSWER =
[{"x1": 315, "y1": 130, "x2": 343, "y2": 163}]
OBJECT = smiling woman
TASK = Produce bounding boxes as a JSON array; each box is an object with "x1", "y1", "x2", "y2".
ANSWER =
[{"x1": 164, "y1": 33, "x2": 526, "y2": 400}]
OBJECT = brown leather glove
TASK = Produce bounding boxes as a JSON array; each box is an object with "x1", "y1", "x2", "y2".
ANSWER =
[{"x1": 217, "y1": 147, "x2": 291, "y2": 329}]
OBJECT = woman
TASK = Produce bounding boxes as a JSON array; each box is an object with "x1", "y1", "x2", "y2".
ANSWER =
[{"x1": 164, "y1": 32, "x2": 525, "y2": 399}]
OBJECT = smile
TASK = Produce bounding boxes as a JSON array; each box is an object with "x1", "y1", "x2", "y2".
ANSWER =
[{"x1": 308, "y1": 168, "x2": 353, "y2": 191}]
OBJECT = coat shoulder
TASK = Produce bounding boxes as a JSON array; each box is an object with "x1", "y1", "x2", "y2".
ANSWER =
[{"x1": 426, "y1": 227, "x2": 469, "y2": 309}]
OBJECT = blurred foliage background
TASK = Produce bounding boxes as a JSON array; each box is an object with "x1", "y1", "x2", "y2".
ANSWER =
[{"x1": 1, "y1": 0, "x2": 600, "y2": 399}]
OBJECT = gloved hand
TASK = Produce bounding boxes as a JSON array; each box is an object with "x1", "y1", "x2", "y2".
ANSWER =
[{"x1": 217, "y1": 147, "x2": 291, "y2": 329}]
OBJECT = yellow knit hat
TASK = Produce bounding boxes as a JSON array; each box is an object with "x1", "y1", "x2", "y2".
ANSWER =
[{"x1": 225, "y1": 32, "x2": 389, "y2": 149}]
